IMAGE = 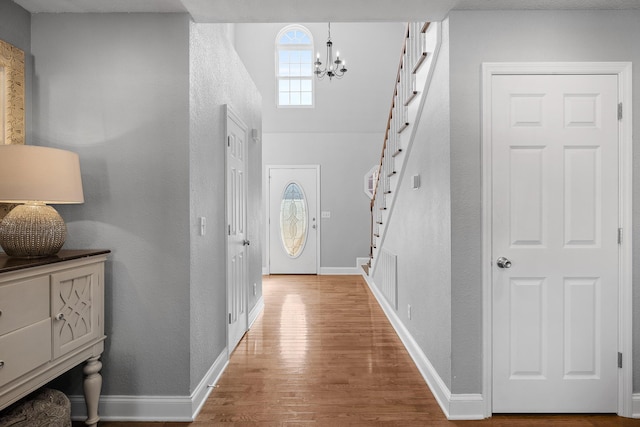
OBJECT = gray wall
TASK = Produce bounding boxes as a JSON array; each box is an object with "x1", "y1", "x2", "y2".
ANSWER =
[
  {"x1": 447, "y1": 9, "x2": 640, "y2": 393},
  {"x1": 189, "y1": 22, "x2": 262, "y2": 391},
  {"x1": 31, "y1": 13, "x2": 193, "y2": 396},
  {"x1": 376, "y1": 18, "x2": 452, "y2": 389},
  {"x1": 263, "y1": 132, "x2": 378, "y2": 268},
  {"x1": 0, "y1": 0, "x2": 31, "y2": 143},
  {"x1": 0, "y1": 0, "x2": 29, "y2": 49},
  {"x1": 31, "y1": 13, "x2": 263, "y2": 400}
]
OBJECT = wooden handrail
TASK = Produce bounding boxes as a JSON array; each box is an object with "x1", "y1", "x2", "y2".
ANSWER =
[
  {"x1": 371, "y1": 23, "x2": 410, "y2": 203},
  {"x1": 370, "y1": 24, "x2": 411, "y2": 262},
  {"x1": 369, "y1": 22, "x2": 431, "y2": 264}
]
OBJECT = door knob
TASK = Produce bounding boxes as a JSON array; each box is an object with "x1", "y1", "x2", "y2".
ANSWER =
[
  {"x1": 496, "y1": 257, "x2": 512, "y2": 269},
  {"x1": 243, "y1": 239, "x2": 250, "y2": 246}
]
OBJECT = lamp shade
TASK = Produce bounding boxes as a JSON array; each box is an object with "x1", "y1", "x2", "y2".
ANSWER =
[{"x1": 0, "y1": 145, "x2": 84, "y2": 204}]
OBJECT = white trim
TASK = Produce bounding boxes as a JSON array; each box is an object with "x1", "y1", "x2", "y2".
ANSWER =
[
  {"x1": 248, "y1": 296, "x2": 265, "y2": 329},
  {"x1": 449, "y1": 394, "x2": 485, "y2": 420},
  {"x1": 617, "y1": 63, "x2": 634, "y2": 419},
  {"x1": 225, "y1": 104, "x2": 250, "y2": 355},
  {"x1": 481, "y1": 62, "x2": 633, "y2": 418},
  {"x1": 265, "y1": 165, "x2": 321, "y2": 275},
  {"x1": 360, "y1": 267, "x2": 485, "y2": 420},
  {"x1": 631, "y1": 394, "x2": 640, "y2": 418},
  {"x1": 319, "y1": 267, "x2": 359, "y2": 275},
  {"x1": 274, "y1": 24, "x2": 315, "y2": 108},
  {"x1": 320, "y1": 258, "x2": 371, "y2": 275},
  {"x1": 191, "y1": 349, "x2": 229, "y2": 419},
  {"x1": 70, "y1": 349, "x2": 229, "y2": 422},
  {"x1": 70, "y1": 395, "x2": 192, "y2": 422}
]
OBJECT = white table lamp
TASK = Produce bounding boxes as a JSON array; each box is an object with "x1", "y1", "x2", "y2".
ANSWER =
[{"x1": 0, "y1": 145, "x2": 84, "y2": 258}]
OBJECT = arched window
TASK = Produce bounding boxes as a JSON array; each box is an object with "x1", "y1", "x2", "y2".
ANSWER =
[{"x1": 276, "y1": 25, "x2": 314, "y2": 107}]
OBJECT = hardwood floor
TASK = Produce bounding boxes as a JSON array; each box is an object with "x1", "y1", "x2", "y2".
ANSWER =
[{"x1": 87, "y1": 275, "x2": 640, "y2": 426}]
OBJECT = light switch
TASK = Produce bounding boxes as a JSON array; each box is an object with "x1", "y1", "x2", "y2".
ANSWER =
[
  {"x1": 199, "y1": 217, "x2": 207, "y2": 236},
  {"x1": 321, "y1": 211, "x2": 331, "y2": 219}
]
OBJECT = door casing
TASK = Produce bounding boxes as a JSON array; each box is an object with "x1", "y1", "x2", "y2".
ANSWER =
[
  {"x1": 225, "y1": 104, "x2": 249, "y2": 355},
  {"x1": 265, "y1": 165, "x2": 321, "y2": 275},
  {"x1": 481, "y1": 62, "x2": 633, "y2": 418}
]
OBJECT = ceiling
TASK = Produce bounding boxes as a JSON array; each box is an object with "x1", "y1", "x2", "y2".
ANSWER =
[{"x1": 13, "y1": 0, "x2": 640, "y2": 22}]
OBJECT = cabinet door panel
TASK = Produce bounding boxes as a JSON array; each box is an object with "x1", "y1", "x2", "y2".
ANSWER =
[{"x1": 51, "y1": 263, "x2": 103, "y2": 359}]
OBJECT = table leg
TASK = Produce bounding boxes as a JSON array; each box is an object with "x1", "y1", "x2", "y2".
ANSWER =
[{"x1": 83, "y1": 356, "x2": 102, "y2": 427}]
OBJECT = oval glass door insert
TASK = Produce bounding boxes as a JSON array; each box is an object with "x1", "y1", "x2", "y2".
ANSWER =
[{"x1": 280, "y1": 182, "x2": 308, "y2": 258}]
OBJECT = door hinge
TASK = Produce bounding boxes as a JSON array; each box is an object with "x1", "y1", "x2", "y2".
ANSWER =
[
  {"x1": 618, "y1": 352, "x2": 623, "y2": 368},
  {"x1": 228, "y1": 224, "x2": 231, "y2": 235},
  {"x1": 618, "y1": 228, "x2": 623, "y2": 245},
  {"x1": 227, "y1": 136, "x2": 231, "y2": 147},
  {"x1": 618, "y1": 103, "x2": 623, "y2": 120},
  {"x1": 229, "y1": 313, "x2": 232, "y2": 324}
]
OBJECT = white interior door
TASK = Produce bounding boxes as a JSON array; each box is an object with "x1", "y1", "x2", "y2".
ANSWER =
[
  {"x1": 491, "y1": 74, "x2": 619, "y2": 412},
  {"x1": 226, "y1": 106, "x2": 248, "y2": 352},
  {"x1": 268, "y1": 166, "x2": 318, "y2": 274}
]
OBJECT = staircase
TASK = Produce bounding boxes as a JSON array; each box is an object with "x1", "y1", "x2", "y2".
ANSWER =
[{"x1": 369, "y1": 22, "x2": 441, "y2": 275}]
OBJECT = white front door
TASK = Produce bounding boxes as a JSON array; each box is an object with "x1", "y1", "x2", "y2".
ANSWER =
[
  {"x1": 226, "y1": 106, "x2": 248, "y2": 352},
  {"x1": 491, "y1": 74, "x2": 619, "y2": 412},
  {"x1": 268, "y1": 166, "x2": 319, "y2": 274}
]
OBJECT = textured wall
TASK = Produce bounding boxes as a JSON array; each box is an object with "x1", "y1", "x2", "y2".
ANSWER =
[
  {"x1": 189, "y1": 22, "x2": 263, "y2": 391},
  {"x1": 377, "y1": 18, "x2": 452, "y2": 389},
  {"x1": 448, "y1": 9, "x2": 640, "y2": 393},
  {"x1": 31, "y1": 13, "x2": 192, "y2": 396}
]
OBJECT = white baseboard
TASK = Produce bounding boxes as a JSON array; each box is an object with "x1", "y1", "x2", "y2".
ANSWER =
[
  {"x1": 70, "y1": 395, "x2": 193, "y2": 422},
  {"x1": 448, "y1": 394, "x2": 486, "y2": 420},
  {"x1": 319, "y1": 267, "x2": 360, "y2": 275},
  {"x1": 264, "y1": 258, "x2": 370, "y2": 276},
  {"x1": 190, "y1": 349, "x2": 229, "y2": 419},
  {"x1": 249, "y1": 296, "x2": 264, "y2": 329},
  {"x1": 361, "y1": 271, "x2": 485, "y2": 420},
  {"x1": 70, "y1": 349, "x2": 229, "y2": 422},
  {"x1": 631, "y1": 393, "x2": 640, "y2": 418},
  {"x1": 320, "y1": 258, "x2": 371, "y2": 275}
]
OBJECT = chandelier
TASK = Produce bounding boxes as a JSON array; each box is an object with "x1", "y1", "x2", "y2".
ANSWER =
[{"x1": 314, "y1": 23, "x2": 347, "y2": 81}]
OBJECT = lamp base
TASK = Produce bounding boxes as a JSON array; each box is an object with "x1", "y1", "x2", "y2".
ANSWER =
[{"x1": 0, "y1": 203, "x2": 67, "y2": 258}]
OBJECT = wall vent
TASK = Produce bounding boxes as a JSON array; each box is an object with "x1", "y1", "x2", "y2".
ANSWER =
[{"x1": 378, "y1": 249, "x2": 398, "y2": 310}]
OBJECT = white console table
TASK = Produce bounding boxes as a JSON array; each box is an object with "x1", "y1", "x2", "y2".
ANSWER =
[{"x1": 0, "y1": 250, "x2": 109, "y2": 427}]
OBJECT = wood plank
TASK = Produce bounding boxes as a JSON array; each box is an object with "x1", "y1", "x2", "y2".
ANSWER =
[{"x1": 83, "y1": 275, "x2": 639, "y2": 426}]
